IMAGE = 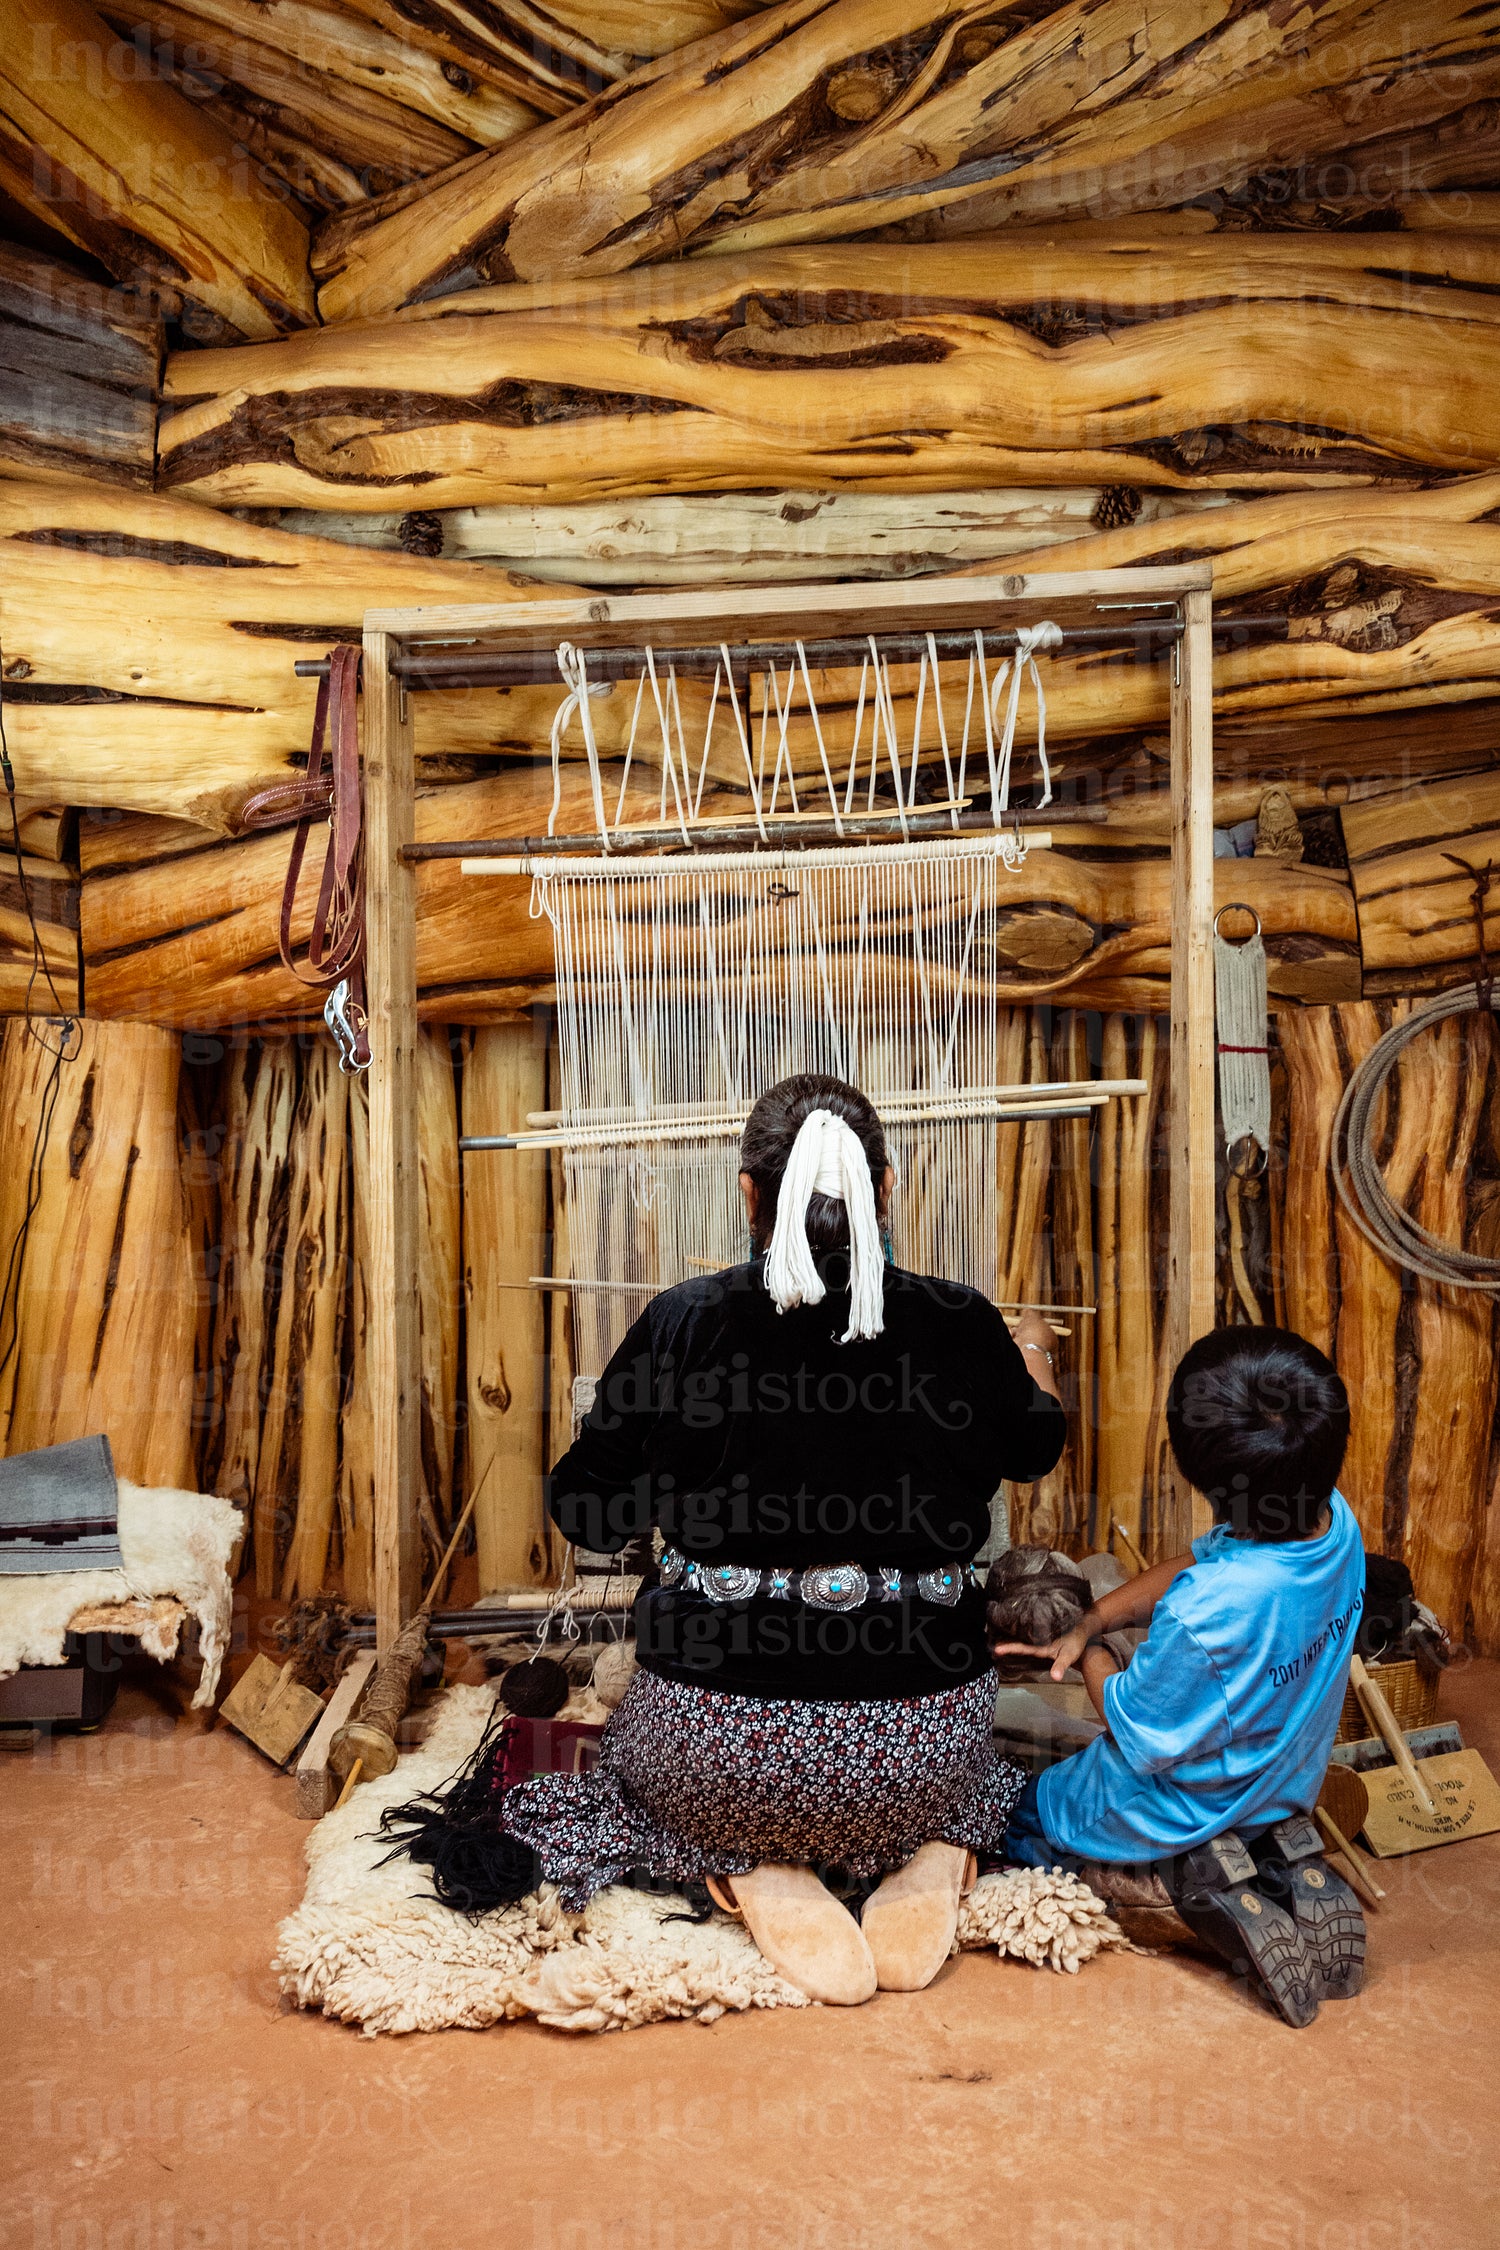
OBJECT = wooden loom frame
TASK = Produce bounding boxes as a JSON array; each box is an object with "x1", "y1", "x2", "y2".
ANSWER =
[{"x1": 358, "y1": 565, "x2": 1215, "y2": 1647}]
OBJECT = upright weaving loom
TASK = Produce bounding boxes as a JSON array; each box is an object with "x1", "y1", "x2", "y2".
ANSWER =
[
  {"x1": 464, "y1": 620, "x2": 1129, "y2": 1384},
  {"x1": 348, "y1": 567, "x2": 1217, "y2": 1642}
]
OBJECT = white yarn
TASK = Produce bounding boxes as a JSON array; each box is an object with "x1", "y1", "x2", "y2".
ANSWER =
[
  {"x1": 764, "y1": 1108, "x2": 885, "y2": 1342},
  {"x1": 548, "y1": 642, "x2": 613, "y2": 842},
  {"x1": 1214, "y1": 925, "x2": 1272, "y2": 1157},
  {"x1": 985, "y1": 619, "x2": 1062, "y2": 814}
]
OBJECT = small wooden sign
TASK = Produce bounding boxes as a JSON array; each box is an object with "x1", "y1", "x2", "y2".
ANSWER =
[{"x1": 1360, "y1": 1749, "x2": 1500, "y2": 1858}]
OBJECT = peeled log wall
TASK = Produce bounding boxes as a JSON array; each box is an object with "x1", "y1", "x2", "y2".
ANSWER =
[
  {"x1": 197, "y1": 1028, "x2": 461, "y2": 1594},
  {"x1": 76, "y1": 780, "x2": 1365, "y2": 1025},
  {"x1": 9, "y1": 462, "x2": 1500, "y2": 863},
  {"x1": 12, "y1": 468, "x2": 1500, "y2": 843},
  {"x1": 0, "y1": 482, "x2": 580, "y2": 832},
  {"x1": 1274, "y1": 1007, "x2": 1500, "y2": 1644},
  {"x1": 3, "y1": 996, "x2": 1497, "y2": 1645},
  {"x1": 0, "y1": 1018, "x2": 197, "y2": 1489},
  {"x1": 164, "y1": 236, "x2": 1500, "y2": 511}
]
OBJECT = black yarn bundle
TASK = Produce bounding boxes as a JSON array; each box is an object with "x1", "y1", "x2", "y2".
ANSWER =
[
  {"x1": 984, "y1": 1545, "x2": 1093, "y2": 1680},
  {"x1": 377, "y1": 1711, "x2": 540, "y2": 1916},
  {"x1": 496, "y1": 1654, "x2": 570, "y2": 1716}
]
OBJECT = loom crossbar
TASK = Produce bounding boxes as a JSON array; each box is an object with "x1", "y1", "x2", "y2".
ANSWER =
[{"x1": 461, "y1": 832, "x2": 1052, "y2": 877}]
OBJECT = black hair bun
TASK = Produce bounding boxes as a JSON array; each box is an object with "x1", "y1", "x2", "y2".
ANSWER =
[{"x1": 497, "y1": 1656, "x2": 570, "y2": 1717}]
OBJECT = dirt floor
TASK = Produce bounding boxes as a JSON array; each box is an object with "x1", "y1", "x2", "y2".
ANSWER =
[{"x1": 6, "y1": 1633, "x2": 1498, "y2": 2250}]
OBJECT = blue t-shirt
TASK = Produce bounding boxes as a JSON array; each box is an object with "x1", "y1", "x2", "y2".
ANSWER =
[{"x1": 1034, "y1": 1492, "x2": 1364, "y2": 1862}]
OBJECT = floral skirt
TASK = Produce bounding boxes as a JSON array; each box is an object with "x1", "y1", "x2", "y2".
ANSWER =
[{"x1": 502, "y1": 1668, "x2": 1025, "y2": 1911}]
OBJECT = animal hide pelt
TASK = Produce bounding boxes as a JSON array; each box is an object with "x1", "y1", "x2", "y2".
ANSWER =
[
  {"x1": 276, "y1": 1686, "x2": 1134, "y2": 2036},
  {"x1": 0, "y1": 1480, "x2": 240, "y2": 1706}
]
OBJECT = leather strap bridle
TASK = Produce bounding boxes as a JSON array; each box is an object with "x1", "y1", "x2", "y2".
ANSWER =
[{"x1": 242, "y1": 642, "x2": 369, "y2": 1071}]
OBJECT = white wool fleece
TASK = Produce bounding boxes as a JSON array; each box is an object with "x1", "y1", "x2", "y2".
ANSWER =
[{"x1": 0, "y1": 1480, "x2": 240, "y2": 1706}]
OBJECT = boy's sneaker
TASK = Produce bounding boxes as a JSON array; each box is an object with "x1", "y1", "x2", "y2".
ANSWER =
[
  {"x1": 1164, "y1": 1831, "x2": 1322, "y2": 2028},
  {"x1": 1245, "y1": 1816, "x2": 1365, "y2": 2001}
]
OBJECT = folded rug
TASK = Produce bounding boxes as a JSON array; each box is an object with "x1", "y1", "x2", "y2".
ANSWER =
[
  {"x1": 275, "y1": 1686, "x2": 1135, "y2": 2037},
  {"x1": 0, "y1": 1435, "x2": 123, "y2": 1573}
]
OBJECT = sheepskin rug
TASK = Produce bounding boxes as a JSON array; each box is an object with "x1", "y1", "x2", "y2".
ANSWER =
[
  {"x1": 0, "y1": 1481, "x2": 239, "y2": 1707},
  {"x1": 276, "y1": 1685, "x2": 1134, "y2": 2037}
]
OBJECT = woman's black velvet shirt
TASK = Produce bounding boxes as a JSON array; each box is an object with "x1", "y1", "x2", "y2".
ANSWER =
[{"x1": 546, "y1": 1258, "x2": 1067, "y2": 1702}]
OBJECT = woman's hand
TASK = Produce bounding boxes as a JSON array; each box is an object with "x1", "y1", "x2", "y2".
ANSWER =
[
  {"x1": 990, "y1": 1607, "x2": 1101, "y2": 1682},
  {"x1": 1009, "y1": 1310, "x2": 1061, "y2": 1401}
]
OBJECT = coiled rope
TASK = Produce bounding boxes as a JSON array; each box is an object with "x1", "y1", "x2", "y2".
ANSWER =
[{"x1": 1331, "y1": 983, "x2": 1500, "y2": 1292}]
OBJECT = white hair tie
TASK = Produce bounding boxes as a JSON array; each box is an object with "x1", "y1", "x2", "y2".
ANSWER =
[{"x1": 764, "y1": 1109, "x2": 885, "y2": 1342}]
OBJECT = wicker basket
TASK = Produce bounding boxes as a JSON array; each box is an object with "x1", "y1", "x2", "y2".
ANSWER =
[{"x1": 1336, "y1": 1656, "x2": 1439, "y2": 1744}]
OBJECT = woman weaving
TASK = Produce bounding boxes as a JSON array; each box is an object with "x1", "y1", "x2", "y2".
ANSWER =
[{"x1": 393, "y1": 1075, "x2": 1065, "y2": 2004}]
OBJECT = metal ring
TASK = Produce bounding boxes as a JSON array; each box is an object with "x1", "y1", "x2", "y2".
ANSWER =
[
  {"x1": 1226, "y1": 1133, "x2": 1269, "y2": 1180},
  {"x1": 1213, "y1": 902, "x2": 1262, "y2": 945}
]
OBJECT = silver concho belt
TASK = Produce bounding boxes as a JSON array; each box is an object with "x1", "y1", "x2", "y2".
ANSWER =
[{"x1": 656, "y1": 1548, "x2": 981, "y2": 1610}]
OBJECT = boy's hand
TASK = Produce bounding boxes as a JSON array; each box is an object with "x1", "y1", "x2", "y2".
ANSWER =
[{"x1": 990, "y1": 1609, "x2": 1100, "y2": 1681}]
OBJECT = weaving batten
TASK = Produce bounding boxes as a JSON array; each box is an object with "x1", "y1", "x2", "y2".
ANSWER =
[{"x1": 1213, "y1": 912, "x2": 1272, "y2": 1160}]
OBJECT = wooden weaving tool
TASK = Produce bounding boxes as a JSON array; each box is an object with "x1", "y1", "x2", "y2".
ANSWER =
[
  {"x1": 328, "y1": 1474, "x2": 484, "y2": 1787},
  {"x1": 1314, "y1": 1765, "x2": 1385, "y2": 1907},
  {"x1": 1347, "y1": 1655, "x2": 1500, "y2": 1857},
  {"x1": 218, "y1": 1655, "x2": 325, "y2": 1768}
]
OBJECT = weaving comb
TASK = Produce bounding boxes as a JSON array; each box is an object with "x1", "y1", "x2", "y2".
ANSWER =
[{"x1": 219, "y1": 1655, "x2": 324, "y2": 1767}]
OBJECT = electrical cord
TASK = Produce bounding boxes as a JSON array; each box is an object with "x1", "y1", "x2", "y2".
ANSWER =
[
  {"x1": 1330, "y1": 983, "x2": 1500, "y2": 1292},
  {"x1": 0, "y1": 656, "x2": 82, "y2": 1389}
]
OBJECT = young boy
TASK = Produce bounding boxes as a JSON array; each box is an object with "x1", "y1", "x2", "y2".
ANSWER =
[{"x1": 994, "y1": 1325, "x2": 1366, "y2": 2027}]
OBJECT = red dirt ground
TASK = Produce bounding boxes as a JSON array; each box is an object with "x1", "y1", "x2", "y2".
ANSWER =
[{"x1": 6, "y1": 1637, "x2": 1497, "y2": 2250}]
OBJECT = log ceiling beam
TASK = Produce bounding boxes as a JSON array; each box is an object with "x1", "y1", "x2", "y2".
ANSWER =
[
  {"x1": 306, "y1": 0, "x2": 1500, "y2": 318},
  {"x1": 161, "y1": 234, "x2": 1500, "y2": 512},
  {"x1": 0, "y1": 242, "x2": 159, "y2": 487},
  {"x1": 0, "y1": 0, "x2": 316, "y2": 340}
]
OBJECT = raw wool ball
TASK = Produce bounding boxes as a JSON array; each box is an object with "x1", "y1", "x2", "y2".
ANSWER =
[
  {"x1": 591, "y1": 1640, "x2": 637, "y2": 1710},
  {"x1": 498, "y1": 1656, "x2": 570, "y2": 1717},
  {"x1": 958, "y1": 1867, "x2": 1136, "y2": 1974},
  {"x1": 985, "y1": 1545, "x2": 1092, "y2": 1679}
]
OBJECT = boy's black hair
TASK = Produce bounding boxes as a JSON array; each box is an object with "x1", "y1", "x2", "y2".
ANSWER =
[{"x1": 1165, "y1": 1326, "x2": 1349, "y2": 1543}]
